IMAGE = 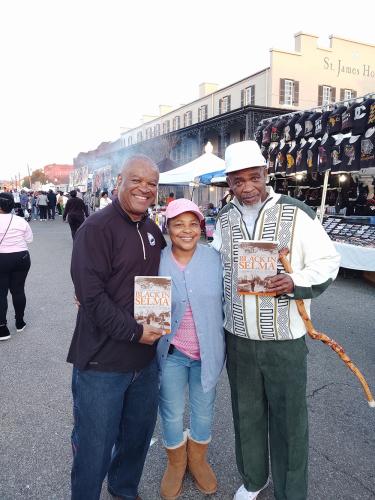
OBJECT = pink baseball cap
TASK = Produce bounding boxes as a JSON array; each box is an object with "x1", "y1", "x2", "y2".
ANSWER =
[{"x1": 165, "y1": 198, "x2": 204, "y2": 222}]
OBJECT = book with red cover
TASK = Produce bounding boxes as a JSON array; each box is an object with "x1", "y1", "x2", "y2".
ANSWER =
[
  {"x1": 134, "y1": 276, "x2": 172, "y2": 333},
  {"x1": 237, "y1": 240, "x2": 279, "y2": 296}
]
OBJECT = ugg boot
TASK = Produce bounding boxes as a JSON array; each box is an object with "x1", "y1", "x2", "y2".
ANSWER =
[
  {"x1": 187, "y1": 436, "x2": 217, "y2": 494},
  {"x1": 160, "y1": 436, "x2": 187, "y2": 500}
]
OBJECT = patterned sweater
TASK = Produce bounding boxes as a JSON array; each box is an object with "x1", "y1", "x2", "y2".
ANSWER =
[{"x1": 212, "y1": 187, "x2": 340, "y2": 341}]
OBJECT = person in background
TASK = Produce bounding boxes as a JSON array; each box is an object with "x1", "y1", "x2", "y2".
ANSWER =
[
  {"x1": 0, "y1": 193, "x2": 33, "y2": 341},
  {"x1": 20, "y1": 191, "x2": 29, "y2": 211},
  {"x1": 99, "y1": 191, "x2": 112, "y2": 209},
  {"x1": 110, "y1": 188, "x2": 118, "y2": 201},
  {"x1": 157, "y1": 199, "x2": 225, "y2": 500},
  {"x1": 31, "y1": 192, "x2": 39, "y2": 220},
  {"x1": 62, "y1": 192, "x2": 69, "y2": 211},
  {"x1": 83, "y1": 191, "x2": 91, "y2": 215},
  {"x1": 47, "y1": 189, "x2": 57, "y2": 220},
  {"x1": 56, "y1": 191, "x2": 64, "y2": 216},
  {"x1": 37, "y1": 191, "x2": 48, "y2": 221},
  {"x1": 63, "y1": 190, "x2": 88, "y2": 239},
  {"x1": 220, "y1": 190, "x2": 233, "y2": 209},
  {"x1": 166, "y1": 192, "x2": 175, "y2": 205},
  {"x1": 68, "y1": 155, "x2": 166, "y2": 500},
  {"x1": 13, "y1": 190, "x2": 21, "y2": 209},
  {"x1": 212, "y1": 140, "x2": 340, "y2": 500},
  {"x1": 76, "y1": 188, "x2": 83, "y2": 200}
]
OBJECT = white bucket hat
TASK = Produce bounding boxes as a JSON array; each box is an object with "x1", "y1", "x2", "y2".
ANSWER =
[{"x1": 225, "y1": 140, "x2": 267, "y2": 174}]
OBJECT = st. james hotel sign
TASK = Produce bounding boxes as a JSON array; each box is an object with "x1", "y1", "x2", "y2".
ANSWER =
[{"x1": 323, "y1": 57, "x2": 375, "y2": 78}]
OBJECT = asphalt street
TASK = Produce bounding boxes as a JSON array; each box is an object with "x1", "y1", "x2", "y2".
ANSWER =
[{"x1": 0, "y1": 217, "x2": 374, "y2": 500}]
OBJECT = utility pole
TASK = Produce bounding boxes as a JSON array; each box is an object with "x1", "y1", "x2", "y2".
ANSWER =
[{"x1": 27, "y1": 164, "x2": 32, "y2": 190}]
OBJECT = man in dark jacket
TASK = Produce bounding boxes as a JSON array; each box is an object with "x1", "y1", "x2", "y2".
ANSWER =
[
  {"x1": 67, "y1": 155, "x2": 166, "y2": 500},
  {"x1": 47, "y1": 189, "x2": 57, "y2": 220},
  {"x1": 63, "y1": 190, "x2": 88, "y2": 238}
]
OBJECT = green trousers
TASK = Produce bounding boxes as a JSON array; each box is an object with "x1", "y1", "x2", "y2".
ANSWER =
[{"x1": 226, "y1": 333, "x2": 308, "y2": 500}]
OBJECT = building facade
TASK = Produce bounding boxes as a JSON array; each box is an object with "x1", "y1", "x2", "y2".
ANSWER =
[
  {"x1": 73, "y1": 32, "x2": 375, "y2": 183},
  {"x1": 43, "y1": 164, "x2": 74, "y2": 184}
]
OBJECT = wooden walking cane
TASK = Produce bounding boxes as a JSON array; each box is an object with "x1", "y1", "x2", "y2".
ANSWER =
[{"x1": 278, "y1": 249, "x2": 375, "y2": 408}]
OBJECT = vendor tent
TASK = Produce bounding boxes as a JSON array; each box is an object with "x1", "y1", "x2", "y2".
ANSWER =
[
  {"x1": 159, "y1": 142, "x2": 225, "y2": 185},
  {"x1": 199, "y1": 169, "x2": 226, "y2": 185}
]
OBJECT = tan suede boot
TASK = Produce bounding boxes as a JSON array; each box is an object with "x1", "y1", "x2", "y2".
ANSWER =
[
  {"x1": 187, "y1": 437, "x2": 217, "y2": 494},
  {"x1": 160, "y1": 440, "x2": 187, "y2": 500}
]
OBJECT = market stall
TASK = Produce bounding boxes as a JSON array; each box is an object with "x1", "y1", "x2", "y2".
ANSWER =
[
  {"x1": 254, "y1": 92, "x2": 375, "y2": 273},
  {"x1": 158, "y1": 142, "x2": 225, "y2": 206}
]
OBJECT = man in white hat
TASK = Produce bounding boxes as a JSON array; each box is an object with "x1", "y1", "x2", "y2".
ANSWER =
[{"x1": 212, "y1": 140, "x2": 340, "y2": 500}]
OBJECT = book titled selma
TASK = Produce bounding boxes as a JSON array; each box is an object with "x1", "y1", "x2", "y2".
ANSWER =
[
  {"x1": 237, "y1": 240, "x2": 279, "y2": 296},
  {"x1": 134, "y1": 276, "x2": 172, "y2": 333}
]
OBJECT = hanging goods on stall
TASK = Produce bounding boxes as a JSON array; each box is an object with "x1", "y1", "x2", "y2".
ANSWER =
[
  {"x1": 279, "y1": 249, "x2": 375, "y2": 408},
  {"x1": 256, "y1": 91, "x2": 375, "y2": 222}
]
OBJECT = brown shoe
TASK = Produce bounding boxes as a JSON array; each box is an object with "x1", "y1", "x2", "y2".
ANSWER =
[
  {"x1": 187, "y1": 437, "x2": 217, "y2": 495},
  {"x1": 160, "y1": 438, "x2": 187, "y2": 500}
]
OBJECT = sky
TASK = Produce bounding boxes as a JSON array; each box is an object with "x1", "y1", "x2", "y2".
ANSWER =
[{"x1": 0, "y1": 0, "x2": 374, "y2": 180}]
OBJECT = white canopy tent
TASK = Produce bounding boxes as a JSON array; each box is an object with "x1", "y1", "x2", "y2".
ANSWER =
[{"x1": 159, "y1": 142, "x2": 225, "y2": 185}]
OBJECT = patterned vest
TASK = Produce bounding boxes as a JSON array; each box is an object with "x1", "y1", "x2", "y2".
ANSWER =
[{"x1": 218, "y1": 198, "x2": 299, "y2": 340}]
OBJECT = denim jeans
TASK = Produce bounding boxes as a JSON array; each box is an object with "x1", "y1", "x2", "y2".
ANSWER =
[
  {"x1": 70, "y1": 358, "x2": 159, "y2": 500},
  {"x1": 159, "y1": 348, "x2": 216, "y2": 448}
]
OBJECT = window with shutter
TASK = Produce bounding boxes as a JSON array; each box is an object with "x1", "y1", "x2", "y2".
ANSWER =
[
  {"x1": 331, "y1": 87, "x2": 336, "y2": 103},
  {"x1": 352, "y1": 90, "x2": 357, "y2": 98},
  {"x1": 219, "y1": 99, "x2": 222, "y2": 114},
  {"x1": 243, "y1": 86, "x2": 255, "y2": 106},
  {"x1": 342, "y1": 89, "x2": 354, "y2": 101},
  {"x1": 228, "y1": 95, "x2": 231, "y2": 112},
  {"x1": 318, "y1": 85, "x2": 323, "y2": 106},
  {"x1": 284, "y1": 80, "x2": 294, "y2": 105},
  {"x1": 198, "y1": 108, "x2": 201, "y2": 122}
]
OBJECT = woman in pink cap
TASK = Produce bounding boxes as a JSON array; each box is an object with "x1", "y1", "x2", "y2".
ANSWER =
[{"x1": 157, "y1": 198, "x2": 225, "y2": 499}]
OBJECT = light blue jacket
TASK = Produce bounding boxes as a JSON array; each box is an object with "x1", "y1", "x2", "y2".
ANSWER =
[{"x1": 157, "y1": 244, "x2": 225, "y2": 392}]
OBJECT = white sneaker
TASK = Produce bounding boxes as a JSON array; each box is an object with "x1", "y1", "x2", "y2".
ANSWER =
[{"x1": 233, "y1": 484, "x2": 265, "y2": 500}]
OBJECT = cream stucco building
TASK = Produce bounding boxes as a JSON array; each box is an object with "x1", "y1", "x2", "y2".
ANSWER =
[
  {"x1": 74, "y1": 32, "x2": 375, "y2": 186},
  {"x1": 120, "y1": 32, "x2": 375, "y2": 154}
]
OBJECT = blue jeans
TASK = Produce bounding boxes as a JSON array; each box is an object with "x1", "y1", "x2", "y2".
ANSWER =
[
  {"x1": 70, "y1": 358, "x2": 159, "y2": 500},
  {"x1": 159, "y1": 348, "x2": 216, "y2": 448}
]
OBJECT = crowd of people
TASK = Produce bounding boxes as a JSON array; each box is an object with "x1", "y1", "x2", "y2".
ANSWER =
[{"x1": 1, "y1": 141, "x2": 341, "y2": 500}]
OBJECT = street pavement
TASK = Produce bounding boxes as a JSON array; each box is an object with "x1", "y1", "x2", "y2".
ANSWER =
[{"x1": 0, "y1": 216, "x2": 374, "y2": 500}]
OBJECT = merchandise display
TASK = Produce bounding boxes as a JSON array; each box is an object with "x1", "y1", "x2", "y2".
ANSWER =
[{"x1": 322, "y1": 217, "x2": 375, "y2": 248}]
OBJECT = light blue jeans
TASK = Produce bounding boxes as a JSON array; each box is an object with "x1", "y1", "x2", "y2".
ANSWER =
[{"x1": 159, "y1": 348, "x2": 216, "y2": 448}]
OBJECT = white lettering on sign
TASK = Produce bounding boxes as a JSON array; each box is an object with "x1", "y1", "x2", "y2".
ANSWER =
[
  {"x1": 354, "y1": 105, "x2": 366, "y2": 120},
  {"x1": 323, "y1": 57, "x2": 375, "y2": 79}
]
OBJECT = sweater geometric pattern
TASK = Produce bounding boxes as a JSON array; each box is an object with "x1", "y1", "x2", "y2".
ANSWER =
[{"x1": 218, "y1": 201, "x2": 299, "y2": 340}]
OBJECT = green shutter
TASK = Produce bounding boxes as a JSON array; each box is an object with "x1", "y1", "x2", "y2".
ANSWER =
[
  {"x1": 280, "y1": 79, "x2": 285, "y2": 104},
  {"x1": 293, "y1": 81, "x2": 299, "y2": 106},
  {"x1": 318, "y1": 85, "x2": 323, "y2": 106}
]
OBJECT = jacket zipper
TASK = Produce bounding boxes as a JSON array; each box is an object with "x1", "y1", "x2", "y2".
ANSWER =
[
  {"x1": 231, "y1": 197, "x2": 273, "y2": 239},
  {"x1": 136, "y1": 223, "x2": 146, "y2": 260}
]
